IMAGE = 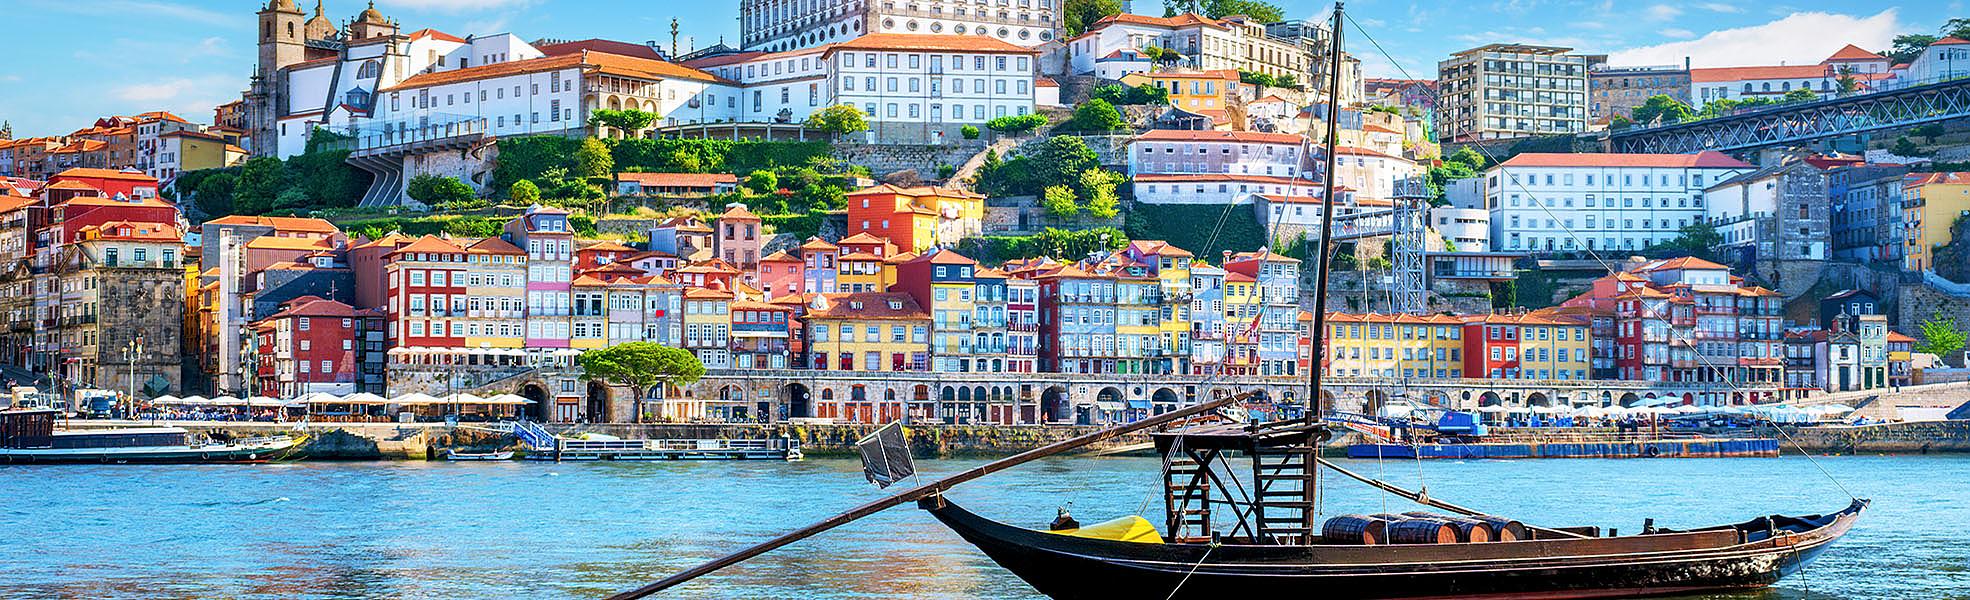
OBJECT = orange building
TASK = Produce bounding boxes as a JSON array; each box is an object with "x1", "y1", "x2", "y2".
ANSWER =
[{"x1": 843, "y1": 185, "x2": 985, "y2": 253}]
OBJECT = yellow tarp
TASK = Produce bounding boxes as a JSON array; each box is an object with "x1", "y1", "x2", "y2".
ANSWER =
[{"x1": 1045, "y1": 515, "x2": 1165, "y2": 544}]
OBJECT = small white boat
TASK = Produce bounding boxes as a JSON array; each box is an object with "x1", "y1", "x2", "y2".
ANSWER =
[{"x1": 443, "y1": 449, "x2": 515, "y2": 461}]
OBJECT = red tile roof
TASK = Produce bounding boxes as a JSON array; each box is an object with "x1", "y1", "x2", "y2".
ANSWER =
[
  {"x1": 806, "y1": 292, "x2": 928, "y2": 320},
  {"x1": 1497, "y1": 151, "x2": 1751, "y2": 169},
  {"x1": 1824, "y1": 44, "x2": 1886, "y2": 62},
  {"x1": 204, "y1": 215, "x2": 340, "y2": 233},
  {"x1": 1091, "y1": 12, "x2": 1226, "y2": 30},
  {"x1": 384, "y1": 50, "x2": 723, "y2": 92},
  {"x1": 536, "y1": 38, "x2": 663, "y2": 60}
]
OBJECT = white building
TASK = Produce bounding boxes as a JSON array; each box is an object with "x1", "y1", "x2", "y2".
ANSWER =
[
  {"x1": 1432, "y1": 206, "x2": 1490, "y2": 251},
  {"x1": 1136, "y1": 174, "x2": 1317, "y2": 205},
  {"x1": 685, "y1": 33, "x2": 1040, "y2": 142},
  {"x1": 1908, "y1": 37, "x2": 1970, "y2": 83},
  {"x1": 1065, "y1": 13, "x2": 1308, "y2": 83},
  {"x1": 738, "y1": 0, "x2": 1062, "y2": 54},
  {"x1": 1689, "y1": 45, "x2": 1895, "y2": 106},
  {"x1": 1331, "y1": 146, "x2": 1421, "y2": 202},
  {"x1": 1483, "y1": 152, "x2": 1754, "y2": 253},
  {"x1": 1252, "y1": 191, "x2": 1389, "y2": 238}
]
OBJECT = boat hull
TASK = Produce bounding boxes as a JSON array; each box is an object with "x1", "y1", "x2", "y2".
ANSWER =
[
  {"x1": 925, "y1": 498, "x2": 1862, "y2": 600},
  {"x1": 0, "y1": 439, "x2": 300, "y2": 464}
]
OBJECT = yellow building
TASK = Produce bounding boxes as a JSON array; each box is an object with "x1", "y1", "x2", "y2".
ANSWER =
[
  {"x1": 1903, "y1": 172, "x2": 1970, "y2": 272},
  {"x1": 1123, "y1": 240, "x2": 1195, "y2": 368},
  {"x1": 802, "y1": 292, "x2": 930, "y2": 372},
  {"x1": 463, "y1": 237, "x2": 526, "y2": 348},
  {"x1": 1323, "y1": 313, "x2": 1468, "y2": 379},
  {"x1": 843, "y1": 185, "x2": 986, "y2": 253},
  {"x1": 1124, "y1": 69, "x2": 1242, "y2": 115},
  {"x1": 1477, "y1": 310, "x2": 1594, "y2": 382},
  {"x1": 683, "y1": 287, "x2": 734, "y2": 369}
]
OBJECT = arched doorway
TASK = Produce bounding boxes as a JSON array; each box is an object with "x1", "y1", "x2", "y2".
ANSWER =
[
  {"x1": 1152, "y1": 388, "x2": 1180, "y2": 414},
  {"x1": 520, "y1": 383, "x2": 548, "y2": 421},
  {"x1": 585, "y1": 380, "x2": 612, "y2": 423},
  {"x1": 1478, "y1": 391, "x2": 1502, "y2": 407},
  {"x1": 1682, "y1": 392, "x2": 1695, "y2": 406},
  {"x1": 1619, "y1": 392, "x2": 1642, "y2": 407},
  {"x1": 718, "y1": 385, "x2": 746, "y2": 421},
  {"x1": 1363, "y1": 389, "x2": 1390, "y2": 416},
  {"x1": 1040, "y1": 386, "x2": 1069, "y2": 424},
  {"x1": 1526, "y1": 392, "x2": 1551, "y2": 407},
  {"x1": 785, "y1": 383, "x2": 812, "y2": 418}
]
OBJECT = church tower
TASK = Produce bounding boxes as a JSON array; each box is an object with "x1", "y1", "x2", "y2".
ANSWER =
[
  {"x1": 347, "y1": 2, "x2": 399, "y2": 41},
  {"x1": 304, "y1": 1, "x2": 340, "y2": 42},
  {"x1": 257, "y1": 0, "x2": 307, "y2": 79}
]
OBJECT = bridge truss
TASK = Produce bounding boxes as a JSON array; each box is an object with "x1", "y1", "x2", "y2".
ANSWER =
[{"x1": 1609, "y1": 77, "x2": 1970, "y2": 154}]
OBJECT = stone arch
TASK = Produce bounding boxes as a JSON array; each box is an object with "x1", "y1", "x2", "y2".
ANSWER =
[
  {"x1": 784, "y1": 382, "x2": 812, "y2": 418},
  {"x1": 1601, "y1": 391, "x2": 1613, "y2": 406},
  {"x1": 1526, "y1": 392, "x2": 1552, "y2": 407},
  {"x1": 1040, "y1": 385, "x2": 1069, "y2": 423},
  {"x1": 519, "y1": 382, "x2": 549, "y2": 421},
  {"x1": 1618, "y1": 392, "x2": 1642, "y2": 407},
  {"x1": 957, "y1": 386, "x2": 972, "y2": 404},
  {"x1": 1422, "y1": 390, "x2": 1450, "y2": 407},
  {"x1": 1681, "y1": 392, "x2": 1695, "y2": 406},
  {"x1": 1152, "y1": 387, "x2": 1180, "y2": 407},
  {"x1": 1363, "y1": 389, "x2": 1390, "y2": 416},
  {"x1": 1478, "y1": 391, "x2": 1503, "y2": 407},
  {"x1": 1318, "y1": 389, "x2": 1337, "y2": 414},
  {"x1": 942, "y1": 386, "x2": 957, "y2": 403},
  {"x1": 586, "y1": 380, "x2": 612, "y2": 422}
]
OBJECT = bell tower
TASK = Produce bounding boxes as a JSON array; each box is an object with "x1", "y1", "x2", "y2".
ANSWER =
[{"x1": 257, "y1": 0, "x2": 307, "y2": 78}]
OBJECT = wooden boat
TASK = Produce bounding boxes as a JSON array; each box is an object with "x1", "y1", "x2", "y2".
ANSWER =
[
  {"x1": 443, "y1": 449, "x2": 514, "y2": 461},
  {"x1": 0, "y1": 409, "x2": 304, "y2": 463}
]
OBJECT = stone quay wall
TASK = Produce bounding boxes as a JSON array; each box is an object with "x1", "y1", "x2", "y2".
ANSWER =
[{"x1": 1787, "y1": 420, "x2": 1970, "y2": 453}]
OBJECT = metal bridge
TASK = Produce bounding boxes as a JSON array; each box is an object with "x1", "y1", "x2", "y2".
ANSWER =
[{"x1": 1608, "y1": 76, "x2": 1970, "y2": 154}]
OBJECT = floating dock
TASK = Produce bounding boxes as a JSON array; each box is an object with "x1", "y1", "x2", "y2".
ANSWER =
[{"x1": 1348, "y1": 438, "x2": 1779, "y2": 459}]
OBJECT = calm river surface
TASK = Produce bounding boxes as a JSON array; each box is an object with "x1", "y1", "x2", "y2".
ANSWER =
[{"x1": 0, "y1": 454, "x2": 1964, "y2": 599}]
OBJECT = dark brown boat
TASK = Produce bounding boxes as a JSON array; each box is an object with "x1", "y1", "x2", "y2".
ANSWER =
[{"x1": 921, "y1": 418, "x2": 1866, "y2": 600}]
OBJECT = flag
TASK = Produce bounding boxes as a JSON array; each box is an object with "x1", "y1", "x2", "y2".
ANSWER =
[{"x1": 856, "y1": 421, "x2": 915, "y2": 489}]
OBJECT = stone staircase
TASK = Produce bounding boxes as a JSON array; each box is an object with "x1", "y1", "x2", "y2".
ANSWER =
[{"x1": 947, "y1": 137, "x2": 1020, "y2": 189}]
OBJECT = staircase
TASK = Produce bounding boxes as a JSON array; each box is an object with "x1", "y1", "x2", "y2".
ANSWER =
[
  {"x1": 1163, "y1": 453, "x2": 1215, "y2": 543},
  {"x1": 948, "y1": 137, "x2": 1019, "y2": 189},
  {"x1": 513, "y1": 420, "x2": 559, "y2": 454}
]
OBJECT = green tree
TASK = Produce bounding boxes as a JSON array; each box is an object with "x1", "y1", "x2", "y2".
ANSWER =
[
  {"x1": 511, "y1": 179, "x2": 542, "y2": 204},
  {"x1": 804, "y1": 104, "x2": 870, "y2": 134},
  {"x1": 986, "y1": 113, "x2": 1049, "y2": 134},
  {"x1": 1031, "y1": 136, "x2": 1100, "y2": 188},
  {"x1": 1164, "y1": 0, "x2": 1283, "y2": 22},
  {"x1": 1272, "y1": 74, "x2": 1300, "y2": 90},
  {"x1": 746, "y1": 169, "x2": 780, "y2": 194},
  {"x1": 1610, "y1": 115, "x2": 1636, "y2": 130},
  {"x1": 1130, "y1": 83, "x2": 1171, "y2": 105},
  {"x1": 232, "y1": 156, "x2": 290, "y2": 215},
  {"x1": 193, "y1": 172, "x2": 238, "y2": 215},
  {"x1": 1063, "y1": 0, "x2": 1122, "y2": 36},
  {"x1": 1629, "y1": 94, "x2": 1693, "y2": 126},
  {"x1": 1041, "y1": 185, "x2": 1080, "y2": 218},
  {"x1": 1781, "y1": 88, "x2": 1819, "y2": 103},
  {"x1": 1893, "y1": 136, "x2": 1924, "y2": 157},
  {"x1": 1239, "y1": 70, "x2": 1277, "y2": 88},
  {"x1": 1064, "y1": 98, "x2": 1127, "y2": 132},
  {"x1": 1445, "y1": 146, "x2": 1488, "y2": 170},
  {"x1": 573, "y1": 138, "x2": 614, "y2": 179},
  {"x1": 1915, "y1": 123, "x2": 1948, "y2": 143},
  {"x1": 588, "y1": 109, "x2": 657, "y2": 134},
  {"x1": 1650, "y1": 221, "x2": 1724, "y2": 262},
  {"x1": 1836, "y1": 67, "x2": 1861, "y2": 96},
  {"x1": 1890, "y1": 34, "x2": 1941, "y2": 64},
  {"x1": 961, "y1": 124, "x2": 981, "y2": 139},
  {"x1": 406, "y1": 174, "x2": 477, "y2": 207},
  {"x1": 578, "y1": 342, "x2": 706, "y2": 423},
  {"x1": 1079, "y1": 168, "x2": 1121, "y2": 219},
  {"x1": 1916, "y1": 315, "x2": 1969, "y2": 358}
]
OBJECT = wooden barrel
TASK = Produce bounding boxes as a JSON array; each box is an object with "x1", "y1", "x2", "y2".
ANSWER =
[
  {"x1": 1320, "y1": 515, "x2": 1387, "y2": 545},
  {"x1": 1399, "y1": 511, "x2": 1495, "y2": 542},
  {"x1": 1471, "y1": 515, "x2": 1528, "y2": 541},
  {"x1": 1386, "y1": 518, "x2": 1458, "y2": 544}
]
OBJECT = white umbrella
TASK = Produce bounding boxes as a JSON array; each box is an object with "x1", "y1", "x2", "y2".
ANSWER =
[
  {"x1": 337, "y1": 392, "x2": 388, "y2": 405},
  {"x1": 209, "y1": 395, "x2": 243, "y2": 406},
  {"x1": 391, "y1": 392, "x2": 444, "y2": 405},
  {"x1": 1476, "y1": 405, "x2": 1509, "y2": 413},
  {"x1": 1817, "y1": 404, "x2": 1856, "y2": 415},
  {"x1": 246, "y1": 396, "x2": 283, "y2": 408},
  {"x1": 178, "y1": 395, "x2": 209, "y2": 406},
  {"x1": 486, "y1": 394, "x2": 534, "y2": 405},
  {"x1": 150, "y1": 395, "x2": 181, "y2": 405}
]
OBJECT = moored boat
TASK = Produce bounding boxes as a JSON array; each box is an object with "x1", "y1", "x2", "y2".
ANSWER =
[
  {"x1": 0, "y1": 409, "x2": 303, "y2": 464},
  {"x1": 444, "y1": 449, "x2": 515, "y2": 461}
]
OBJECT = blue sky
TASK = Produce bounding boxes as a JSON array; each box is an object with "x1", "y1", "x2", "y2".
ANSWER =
[{"x1": 0, "y1": 0, "x2": 1952, "y2": 137}]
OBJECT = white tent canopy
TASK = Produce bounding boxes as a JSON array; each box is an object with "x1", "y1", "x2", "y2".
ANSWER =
[
  {"x1": 485, "y1": 394, "x2": 535, "y2": 405},
  {"x1": 390, "y1": 392, "x2": 444, "y2": 405}
]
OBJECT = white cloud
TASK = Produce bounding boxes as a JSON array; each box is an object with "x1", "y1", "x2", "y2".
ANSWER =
[
  {"x1": 1659, "y1": 28, "x2": 1696, "y2": 39},
  {"x1": 1697, "y1": 2, "x2": 1743, "y2": 13},
  {"x1": 1644, "y1": 4, "x2": 1682, "y2": 21},
  {"x1": 110, "y1": 75, "x2": 237, "y2": 123},
  {"x1": 1610, "y1": 9, "x2": 1902, "y2": 68}
]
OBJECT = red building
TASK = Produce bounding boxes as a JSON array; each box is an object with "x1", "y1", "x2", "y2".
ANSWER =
[
  {"x1": 756, "y1": 250, "x2": 804, "y2": 299},
  {"x1": 383, "y1": 236, "x2": 470, "y2": 348},
  {"x1": 252, "y1": 296, "x2": 383, "y2": 396},
  {"x1": 1461, "y1": 314, "x2": 1524, "y2": 379}
]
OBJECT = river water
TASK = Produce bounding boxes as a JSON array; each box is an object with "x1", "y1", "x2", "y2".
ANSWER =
[{"x1": 0, "y1": 454, "x2": 1964, "y2": 599}]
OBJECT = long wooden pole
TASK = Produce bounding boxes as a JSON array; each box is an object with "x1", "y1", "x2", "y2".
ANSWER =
[{"x1": 605, "y1": 393, "x2": 1249, "y2": 599}]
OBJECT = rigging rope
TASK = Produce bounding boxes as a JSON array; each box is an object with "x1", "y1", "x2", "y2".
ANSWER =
[{"x1": 1162, "y1": 541, "x2": 1220, "y2": 600}]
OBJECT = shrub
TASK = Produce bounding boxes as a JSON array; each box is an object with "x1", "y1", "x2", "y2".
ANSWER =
[
  {"x1": 745, "y1": 170, "x2": 780, "y2": 194},
  {"x1": 406, "y1": 174, "x2": 477, "y2": 207},
  {"x1": 961, "y1": 125, "x2": 981, "y2": 139},
  {"x1": 804, "y1": 104, "x2": 870, "y2": 134},
  {"x1": 986, "y1": 113, "x2": 1049, "y2": 133}
]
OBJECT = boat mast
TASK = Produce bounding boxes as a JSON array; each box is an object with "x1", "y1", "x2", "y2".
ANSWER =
[{"x1": 1307, "y1": 2, "x2": 1345, "y2": 427}]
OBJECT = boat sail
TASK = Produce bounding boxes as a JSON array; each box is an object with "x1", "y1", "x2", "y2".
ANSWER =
[{"x1": 606, "y1": 4, "x2": 1864, "y2": 599}]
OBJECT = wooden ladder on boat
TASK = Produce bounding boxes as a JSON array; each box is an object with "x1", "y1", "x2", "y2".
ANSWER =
[
  {"x1": 1163, "y1": 453, "x2": 1216, "y2": 543},
  {"x1": 1250, "y1": 444, "x2": 1319, "y2": 545}
]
